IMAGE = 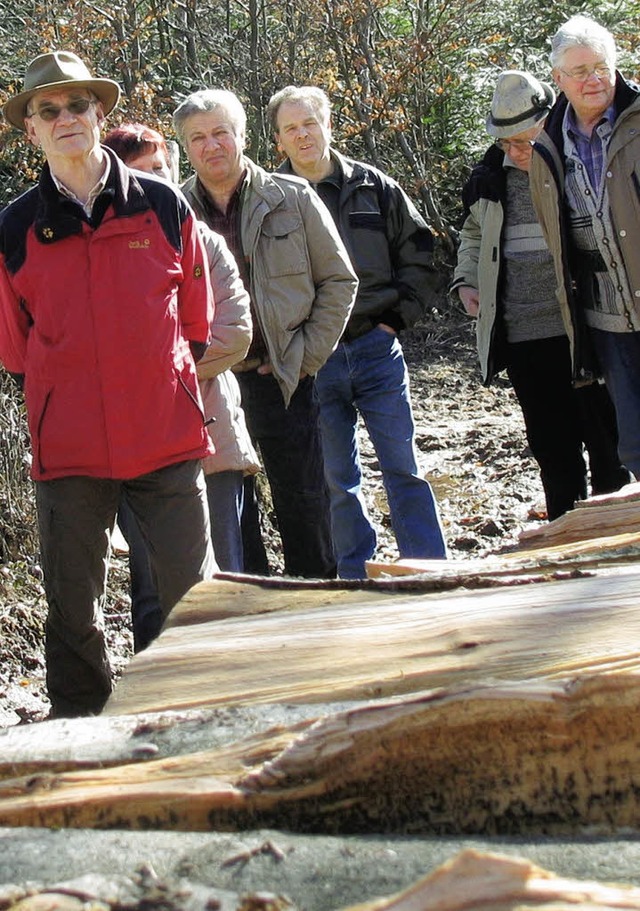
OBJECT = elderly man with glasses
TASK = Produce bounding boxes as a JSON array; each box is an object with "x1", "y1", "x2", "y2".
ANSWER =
[
  {"x1": 530, "y1": 15, "x2": 640, "y2": 481},
  {"x1": 452, "y1": 71, "x2": 629, "y2": 522},
  {"x1": 0, "y1": 52, "x2": 217, "y2": 717}
]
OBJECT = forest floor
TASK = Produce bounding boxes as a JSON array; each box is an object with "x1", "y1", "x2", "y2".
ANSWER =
[{"x1": 0, "y1": 302, "x2": 547, "y2": 727}]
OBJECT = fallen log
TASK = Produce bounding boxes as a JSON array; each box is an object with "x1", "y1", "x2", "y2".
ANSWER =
[
  {"x1": 519, "y1": 483, "x2": 640, "y2": 549},
  {"x1": 0, "y1": 674, "x2": 639, "y2": 834},
  {"x1": 104, "y1": 567, "x2": 640, "y2": 717},
  {"x1": 366, "y1": 530, "x2": 640, "y2": 578},
  {"x1": 4, "y1": 524, "x2": 640, "y2": 869}
]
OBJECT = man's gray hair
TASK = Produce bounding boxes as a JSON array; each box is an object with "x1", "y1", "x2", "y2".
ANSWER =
[
  {"x1": 267, "y1": 85, "x2": 331, "y2": 133},
  {"x1": 550, "y1": 15, "x2": 617, "y2": 70},
  {"x1": 172, "y1": 89, "x2": 247, "y2": 145}
]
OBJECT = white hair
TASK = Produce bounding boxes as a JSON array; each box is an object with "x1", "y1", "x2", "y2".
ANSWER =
[
  {"x1": 172, "y1": 89, "x2": 247, "y2": 145},
  {"x1": 550, "y1": 15, "x2": 617, "y2": 70}
]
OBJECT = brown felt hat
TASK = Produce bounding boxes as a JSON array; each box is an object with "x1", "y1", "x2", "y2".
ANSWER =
[
  {"x1": 3, "y1": 51, "x2": 121, "y2": 131},
  {"x1": 486, "y1": 70, "x2": 555, "y2": 139}
]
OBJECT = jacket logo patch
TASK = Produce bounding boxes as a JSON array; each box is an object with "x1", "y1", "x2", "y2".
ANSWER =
[
  {"x1": 129, "y1": 239, "x2": 151, "y2": 249},
  {"x1": 194, "y1": 264, "x2": 203, "y2": 278},
  {"x1": 42, "y1": 227, "x2": 54, "y2": 240}
]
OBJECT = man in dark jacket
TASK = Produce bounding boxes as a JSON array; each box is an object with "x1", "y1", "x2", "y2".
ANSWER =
[
  {"x1": 267, "y1": 85, "x2": 446, "y2": 578},
  {"x1": 0, "y1": 52, "x2": 216, "y2": 717}
]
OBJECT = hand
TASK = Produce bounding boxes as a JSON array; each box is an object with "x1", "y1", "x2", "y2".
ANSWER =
[
  {"x1": 257, "y1": 361, "x2": 273, "y2": 375},
  {"x1": 458, "y1": 286, "x2": 480, "y2": 318},
  {"x1": 377, "y1": 322, "x2": 397, "y2": 335}
]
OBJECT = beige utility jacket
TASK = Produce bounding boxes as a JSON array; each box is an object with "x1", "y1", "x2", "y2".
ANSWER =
[{"x1": 183, "y1": 158, "x2": 358, "y2": 406}]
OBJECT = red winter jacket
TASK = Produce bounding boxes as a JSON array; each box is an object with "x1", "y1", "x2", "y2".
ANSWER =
[{"x1": 0, "y1": 150, "x2": 214, "y2": 480}]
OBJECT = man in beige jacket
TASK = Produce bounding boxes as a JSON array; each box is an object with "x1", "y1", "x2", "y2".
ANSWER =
[{"x1": 173, "y1": 89, "x2": 357, "y2": 579}]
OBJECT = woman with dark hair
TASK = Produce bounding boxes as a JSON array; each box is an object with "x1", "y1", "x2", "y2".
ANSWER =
[
  {"x1": 104, "y1": 123, "x2": 259, "y2": 650},
  {"x1": 103, "y1": 123, "x2": 174, "y2": 179}
]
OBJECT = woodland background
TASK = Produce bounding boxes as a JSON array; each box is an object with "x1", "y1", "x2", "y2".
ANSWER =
[{"x1": 0, "y1": 0, "x2": 638, "y2": 566}]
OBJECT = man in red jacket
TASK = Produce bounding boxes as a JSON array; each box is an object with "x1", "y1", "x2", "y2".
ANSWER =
[{"x1": 0, "y1": 52, "x2": 217, "y2": 717}]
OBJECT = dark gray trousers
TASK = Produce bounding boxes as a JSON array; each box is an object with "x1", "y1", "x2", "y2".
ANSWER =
[{"x1": 36, "y1": 460, "x2": 216, "y2": 717}]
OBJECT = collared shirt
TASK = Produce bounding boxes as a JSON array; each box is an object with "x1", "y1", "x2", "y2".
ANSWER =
[
  {"x1": 564, "y1": 104, "x2": 614, "y2": 191},
  {"x1": 51, "y1": 153, "x2": 110, "y2": 218},
  {"x1": 195, "y1": 169, "x2": 267, "y2": 361},
  {"x1": 196, "y1": 170, "x2": 248, "y2": 285}
]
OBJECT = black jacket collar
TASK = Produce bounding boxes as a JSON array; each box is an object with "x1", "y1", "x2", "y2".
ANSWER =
[{"x1": 35, "y1": 146, "x2": 150, "y2": 243}]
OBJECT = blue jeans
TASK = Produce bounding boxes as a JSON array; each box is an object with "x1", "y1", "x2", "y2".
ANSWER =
[
  {"x1": 591, "y1": 328, "x2": 640, "y2": 478},
  {"x1": 315, "y1": 327, "x2": 446, "y2": 578},
  {"x1": 205, "y1": 469, "x2": 244, "y2": 573},
  {"x1": 237, "y1": 372, "x2": 335, "y2": 578},
  {"x1": 241, "y1": 474, "x2": 270, "y2": 575},
  {"x1": 117, "y1": 497, "x2": 162, "y2": 653}
]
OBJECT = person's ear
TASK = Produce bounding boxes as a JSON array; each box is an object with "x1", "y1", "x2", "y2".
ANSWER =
[{"x1": 25, "y1": 118, "x2": 39, "y2": 147}]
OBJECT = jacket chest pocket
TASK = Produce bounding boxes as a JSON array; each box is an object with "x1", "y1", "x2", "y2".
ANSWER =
[
  {"x1": 348, "y1": 210, "x2": 386, "y2": 231},
  {"x1": 261, "y1": 212, "x2": 308, "y2": 277}
]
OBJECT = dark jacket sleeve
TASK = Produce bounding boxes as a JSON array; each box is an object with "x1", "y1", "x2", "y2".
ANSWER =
[{"x1": 382, "y1": 177, "x2": 439, "y2": 330}]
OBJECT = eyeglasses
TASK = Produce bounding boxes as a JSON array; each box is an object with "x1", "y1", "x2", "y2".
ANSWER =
[
  {"x1": 559, "y1": 63, "x2": 612, "y2": 83},
  {"x1": 25, "y1": 98, "x2": 94, "y2": 122},
  {"x1": 495, "y1": 138, "x2": 535, "y2": 152}
]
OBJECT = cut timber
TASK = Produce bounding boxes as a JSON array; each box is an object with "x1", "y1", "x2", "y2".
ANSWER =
[
  {"x1": 519, "y1": 483, "x2": 640, "y2": 549},
  {"x1": 341, "y1": 849, "x2": 640, "y2": 911},
  {"x1": 366, "y1": 530, "x2": 640, "y2": 578},
  {"x1": 104, "y1": 567, "x2": 640, "y2": 717},
  {"x1": 0, "y1": 675, "x2": 640, "y2": 833}
]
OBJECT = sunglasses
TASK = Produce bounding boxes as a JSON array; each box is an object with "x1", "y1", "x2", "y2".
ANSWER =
[{"x1": 26, "y1": 97, "x2": 94, "y2": 122}]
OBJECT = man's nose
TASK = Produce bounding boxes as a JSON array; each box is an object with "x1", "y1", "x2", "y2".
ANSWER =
[{"x1": 57, "y1": 106, "x2": 77, "y2": 124}]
